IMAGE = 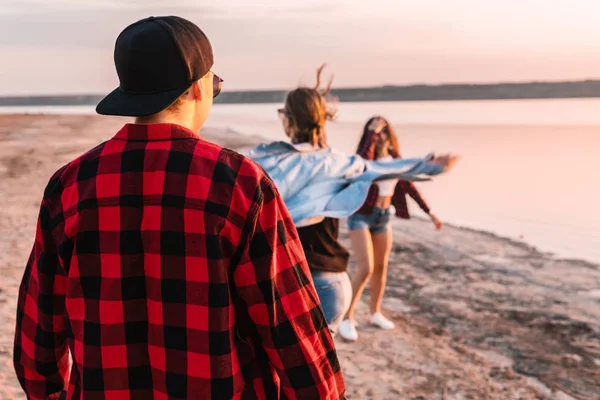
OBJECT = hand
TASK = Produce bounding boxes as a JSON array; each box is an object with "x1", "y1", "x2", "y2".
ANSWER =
[
  {"x1": 430, "y1": 213, "x2": 443, "y2": 230},
  {"x1": 431, "y1": 154, "x2": 459, "y2": 172},
  {"x1": 368, "y1": 117, "x2": 387, "y2": 134}
]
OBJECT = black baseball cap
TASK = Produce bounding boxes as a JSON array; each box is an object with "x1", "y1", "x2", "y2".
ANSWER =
[{"x1": 96, "y1": 16, "x2": 214, "y2": 117}]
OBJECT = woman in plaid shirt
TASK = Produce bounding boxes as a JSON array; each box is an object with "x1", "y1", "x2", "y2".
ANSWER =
[{"x1": 339, "y1": 116, "x2": 445, "y2": 342}]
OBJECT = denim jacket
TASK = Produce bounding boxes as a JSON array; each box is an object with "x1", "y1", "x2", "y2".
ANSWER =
[{"x1": 245, "y1": 141, "x2": 444, "y2": 225}]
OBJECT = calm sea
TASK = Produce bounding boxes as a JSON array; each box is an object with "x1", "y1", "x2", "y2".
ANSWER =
[{"x1": 2, "y1": 99, "x2": 599, "y2": 262}]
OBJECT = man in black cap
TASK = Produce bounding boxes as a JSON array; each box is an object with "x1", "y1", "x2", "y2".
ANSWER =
[{"x1": 14, "y1": 16, "x2": 345, "y2": 399}]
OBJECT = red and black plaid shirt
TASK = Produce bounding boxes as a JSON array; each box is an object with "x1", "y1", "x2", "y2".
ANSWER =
[{"x1": 14, "y1": 123, "x2": 345, "y2": 400}]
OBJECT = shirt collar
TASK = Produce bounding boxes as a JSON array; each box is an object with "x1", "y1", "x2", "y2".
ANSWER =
[
  {"x1": 113, "y1": 123, "x2": 200, "y2": 141},
  {"x1": 292, "y1": 142, "x2": 320, "y2": 152}
]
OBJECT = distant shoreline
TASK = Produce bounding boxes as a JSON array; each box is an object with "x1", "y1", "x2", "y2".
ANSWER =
[{"x1": 1, "y1": 80, "x2": 600, "y2": 106}]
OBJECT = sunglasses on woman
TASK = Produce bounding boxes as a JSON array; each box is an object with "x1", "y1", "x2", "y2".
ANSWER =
[{"x1": 213, "y1": 73, "x2": 223, "y2": 98}]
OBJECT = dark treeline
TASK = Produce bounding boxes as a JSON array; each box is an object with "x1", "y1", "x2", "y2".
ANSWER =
[{"x1": 2, "y1": 81, "x2": 600, "y2": 106}]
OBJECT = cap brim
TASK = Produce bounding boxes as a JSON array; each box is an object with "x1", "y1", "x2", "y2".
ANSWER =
[{"x1": 96, "y1": 85, "x2": 190, "y2": 117}]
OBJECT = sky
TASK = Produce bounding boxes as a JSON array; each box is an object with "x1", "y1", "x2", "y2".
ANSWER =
[{"x1": 1, "y1": 0, "x2": 600, "y2": 95}]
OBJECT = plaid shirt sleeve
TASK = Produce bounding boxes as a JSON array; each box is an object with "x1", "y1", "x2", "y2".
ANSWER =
[
  {"x1": 399, "y1": 181, "x2": 431, "y2": 214},
  {"x1": 233, "y1": 176, "x2": 346, "y2": 399},
  {"x1": 356, "y1": 128, "x2": 378, "y2": 159},
  {"x1": 14, "y1": 200, "x2": 70, "y2": 400}
]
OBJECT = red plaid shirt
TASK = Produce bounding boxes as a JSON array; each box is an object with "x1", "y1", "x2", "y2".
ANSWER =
[{"x1": 14, "y1": 123, "x2": 345, "y2": 400}]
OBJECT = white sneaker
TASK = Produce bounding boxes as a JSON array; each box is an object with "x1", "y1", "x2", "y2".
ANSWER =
[
  {"x1": 370, "y1": 312, "x2": 395, "y2": 330},
  {"x1": 338, "y1": 319, "x2": 359, "y2": 341}
]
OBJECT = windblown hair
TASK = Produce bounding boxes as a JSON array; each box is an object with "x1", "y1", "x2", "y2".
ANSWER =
[
  {"x1": 284, "y1": 64, "x2": 338, "y2": 148},
  {"x1": 356, "y1": 116, "x2": 401, "y2": 160}
]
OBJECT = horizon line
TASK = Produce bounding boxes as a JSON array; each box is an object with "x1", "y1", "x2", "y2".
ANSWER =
[{"x1": 2, "y1": 78, "x2": 600, "y2": 99}]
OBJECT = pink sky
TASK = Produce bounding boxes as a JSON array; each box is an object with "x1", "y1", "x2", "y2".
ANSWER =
[{"x1": 1, "y1": 0, "x2": 600, "y2": 95}]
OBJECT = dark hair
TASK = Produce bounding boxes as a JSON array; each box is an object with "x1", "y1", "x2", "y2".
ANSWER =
[
  {"x1": 357, "y1": 116, "x2": 401, "y2": 159},
  {"x1": 284, "y1": 65, "x2": 337, "y2": 148}
]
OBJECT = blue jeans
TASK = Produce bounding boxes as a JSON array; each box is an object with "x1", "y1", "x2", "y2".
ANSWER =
[
  {"x1": 311, "y1": 270, "x2": 352, "y2": 336},
  {"x1": 347, "y1": 207, "x2": 391, "y2": 234}
]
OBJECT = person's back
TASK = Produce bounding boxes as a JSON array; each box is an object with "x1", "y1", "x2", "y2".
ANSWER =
[{"x1": 13, "y1": 16, "x2": 345, "y2": 400}]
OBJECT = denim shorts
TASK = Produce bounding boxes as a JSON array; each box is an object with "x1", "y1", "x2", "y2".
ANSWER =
[
  {"x1": 310, "y1": 270, "x2": 352, "y2": 336},
  {"x1": 347, "y1": 207, "x2": 391, "y2": 234}
]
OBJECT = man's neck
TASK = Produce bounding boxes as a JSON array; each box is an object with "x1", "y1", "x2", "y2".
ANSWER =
[{"x1": 134, "y1": 112, "x2": 197, "y2": 134}]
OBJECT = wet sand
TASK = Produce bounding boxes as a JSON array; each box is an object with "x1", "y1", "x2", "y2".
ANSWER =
[{"x1": 1, "y1": 115, "x2": 598, "y2": 399}]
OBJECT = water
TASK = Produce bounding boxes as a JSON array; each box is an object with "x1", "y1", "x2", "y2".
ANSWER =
[
  {"x1": 2, "y1": 99, "x2": 599, "y2": 262},
  {"x1": 211, "y1": 99, "x2": 600, "y2": 263}
]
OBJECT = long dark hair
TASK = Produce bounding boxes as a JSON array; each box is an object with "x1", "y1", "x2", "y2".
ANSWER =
[
  {"x1": 284, "y1": 65, "x2": 337, "y2": 148},
  {"x1": 356, "y1": 116, "x2": 401, "y2": 160}
]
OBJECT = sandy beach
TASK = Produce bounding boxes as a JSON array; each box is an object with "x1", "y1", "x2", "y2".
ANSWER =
[{"x1": 1, "y1": 115, "x2": 599, "y2": 400}]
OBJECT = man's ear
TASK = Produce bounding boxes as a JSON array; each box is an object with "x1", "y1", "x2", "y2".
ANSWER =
[{"x1": 190, "y1": 79, "x2": 205, "y2": 102}]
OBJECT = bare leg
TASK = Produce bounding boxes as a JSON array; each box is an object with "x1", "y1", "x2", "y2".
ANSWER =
[
  {"x1": 369, "y1": 229, "x2": 393, "y2": 314},
  {"x1": 345, "y1": 228, "x2": 374, "y2": 320}
]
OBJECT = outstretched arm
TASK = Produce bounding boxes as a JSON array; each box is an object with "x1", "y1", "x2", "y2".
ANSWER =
[
  {"x1": 399, "y1": 181, "x2": 443, "y2": 230},
  {"x1": 365, "y1": 153, "x2": 458, "y2": 181}
]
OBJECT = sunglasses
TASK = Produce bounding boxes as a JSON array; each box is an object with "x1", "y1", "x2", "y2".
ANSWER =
[
  {"x1": 277, "y1": 108, "x2": 289, "y2": 117},
  {"x1": 213, "y1": 73, "x2": 223, "y2": 98}
]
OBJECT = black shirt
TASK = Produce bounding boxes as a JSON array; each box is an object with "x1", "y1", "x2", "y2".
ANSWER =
[{"x1": 296, "y1": 218, "x2": 349, "y2": 273}]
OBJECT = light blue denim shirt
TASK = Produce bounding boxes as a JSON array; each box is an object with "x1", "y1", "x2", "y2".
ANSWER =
[{"x1": 245, "y1": 141, "x2": 444, "y2": 225}]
